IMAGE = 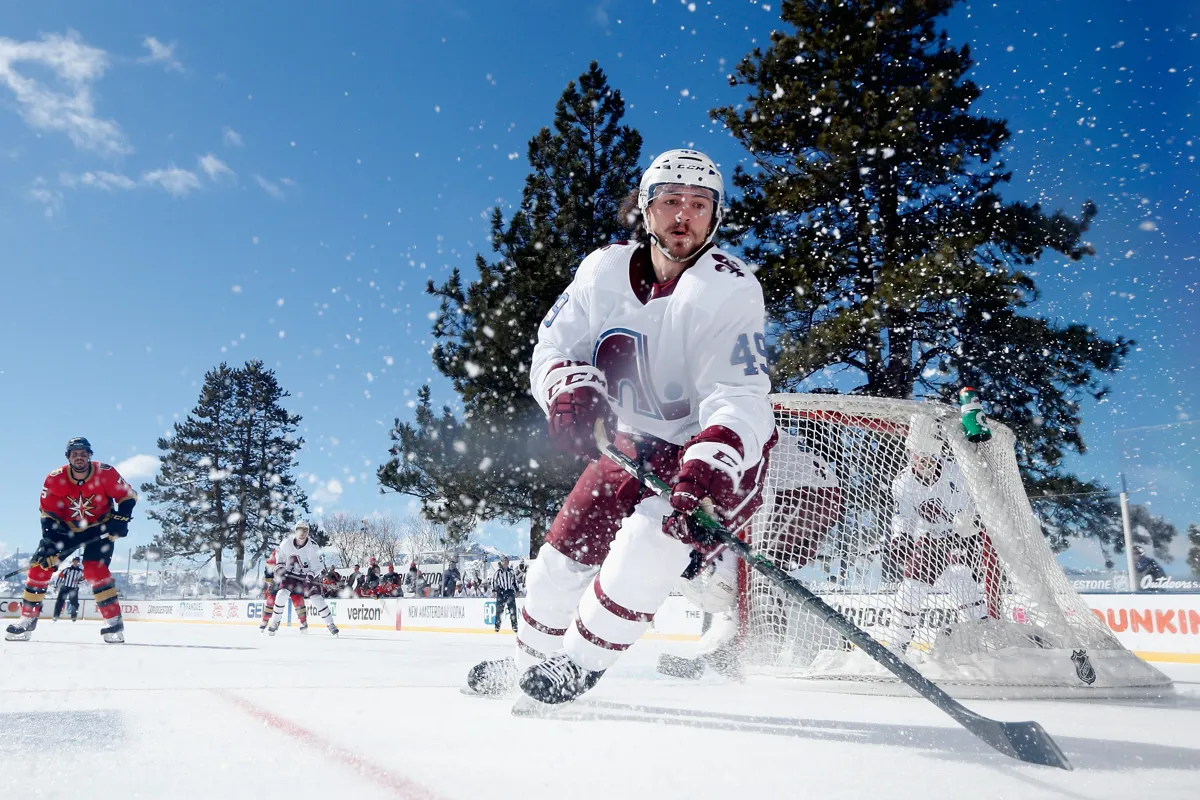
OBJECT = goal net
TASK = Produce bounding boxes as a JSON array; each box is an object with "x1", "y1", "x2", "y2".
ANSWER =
[{"x1": 738, "y1": 393, "x2": 1172, "y2": 698}]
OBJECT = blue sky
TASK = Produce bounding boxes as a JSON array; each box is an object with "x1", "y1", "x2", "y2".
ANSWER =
[{"x1": 0, "y1": 1, "x2": 1195, "y2": 574}]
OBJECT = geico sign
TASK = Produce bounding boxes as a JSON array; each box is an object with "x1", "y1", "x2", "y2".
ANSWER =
[
  {"x1": 345, "y1": 606, "x2": 382, "y2": 622},
  {"x1": 247, "y1": 602, "x2": 264, "y2": 618},
  {"x1": 1092, "y1": 606, "x2": 1200, "y2": 635}
]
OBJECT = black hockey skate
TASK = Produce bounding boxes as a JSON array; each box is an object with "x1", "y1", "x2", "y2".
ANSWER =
[
  {"x1": 464, "y1": 657, "x2": 519, "y2": 696},
  {"x1": 518, "y1": 653, "x2": 604, "y2": 705},
  {"x1": 5, "y1": 616, "x2": 38, "y2": 641},
  {"x1": 327, "y1": 623, "x2": 339, "y2": 636},
  {"x1": 100, "y1": 616, "x2": 125, "y2": 644}
]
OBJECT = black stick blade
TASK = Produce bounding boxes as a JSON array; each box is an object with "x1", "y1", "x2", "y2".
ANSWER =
[{"x1": 964, "y1": 717, "x2": 1073, "y2": 770}]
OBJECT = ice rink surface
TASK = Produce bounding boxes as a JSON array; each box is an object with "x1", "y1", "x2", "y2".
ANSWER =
[{"x1": 2, "y1": 621, "x2": 1198, "y2": 800}]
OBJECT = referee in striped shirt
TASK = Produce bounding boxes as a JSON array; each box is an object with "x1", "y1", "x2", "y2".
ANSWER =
[
  {"x1": 492, "y1": 557, "x2": 518, "y2": 633},
  {"x1": 53, "y1": 557, "x2": 84, "y2": 622}
]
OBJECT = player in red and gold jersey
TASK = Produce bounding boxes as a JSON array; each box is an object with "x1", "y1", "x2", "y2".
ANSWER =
[{"x1": 6, "y1": 437, "x2": 137, "y2": 643}]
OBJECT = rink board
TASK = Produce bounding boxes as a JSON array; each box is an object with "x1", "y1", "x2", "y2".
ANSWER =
[{"x1": 3, "y1": 593, "x2": 1199, "y2": 661}]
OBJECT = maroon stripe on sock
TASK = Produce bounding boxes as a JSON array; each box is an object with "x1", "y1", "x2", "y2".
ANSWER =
[
  {"x1": 573, "y1": 617, "x2": 631, "y2": 652},
  {"x1": 592, "y1": 577, "x2": 654, "y2": 623},
  {"x1": 521, "y1": 608, "x2": 566, "y2": 637}
]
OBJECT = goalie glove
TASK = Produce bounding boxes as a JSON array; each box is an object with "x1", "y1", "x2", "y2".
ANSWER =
[{"x1": 543, "y1": 360, "x2": 613, "y2": 458}]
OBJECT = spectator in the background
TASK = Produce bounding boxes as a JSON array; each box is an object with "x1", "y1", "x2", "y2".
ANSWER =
[
  {"x1": 443, "y1": 562, "x2": 461, "y2": 598},
  {"x1": 1134, "y1": 545, "x2": 1167, "y2": 589},
  {"x1": 381, "y1": 564, "x2": 402, "y2": 597},
  {"x1": 362, "y1": 562, "x2": 382, "y2": 596},
  {"x1": 404, "y1": 562, "x2": 426, "y2": 597},
  {"x1": 347, "y1": 565, "x2": 364, "y2": 593},
  {"x1": 321, "y1": 567, "x2": 342, "y2": 597}
]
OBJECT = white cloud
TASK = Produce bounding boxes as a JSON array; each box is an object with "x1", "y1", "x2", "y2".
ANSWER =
[
  {"x1": 29, "y1": 177, "x2": 63, "y2": 216},
  {"x1": 138, "y1": 36, "x2": 183, "y2": 72},
  {"x1": 0, "y1": 30, "x2": 130, "y2": 155},
  {"x1": 61, "y1": 170, "x2": 137, "y2": 191},
  {"x1": 222, "y1": 127, "x2": 243, "y2": 148},
  {"x1": 116, "y1": 454, "x2": 160, "y2": 480},
  {"x1": 198, "y1": 153, "x2": 235, "y2": 181},
  {"x1": 253, "y1": 174, "x2": 288, "y2": 200},
  {"x1": 142, "y1": 165, "x2": 201, "y2": 197},
  {"x1": 311, "y1": 478, "x2": 344, "y2": 508}
]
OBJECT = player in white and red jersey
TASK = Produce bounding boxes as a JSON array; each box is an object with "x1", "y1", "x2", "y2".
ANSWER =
[
  {"x1": 259, "y1": 546, "x2": 309, "y2": 632},
  {"x1": 885, "y1": 415, "x2": 1001, "y2": 651},
  {"x1": 264, "y1": 521, "x2": 338, "y2": 636},
  {"x1": 466, "y1": 149, "x2": 777, "y2": 705}
]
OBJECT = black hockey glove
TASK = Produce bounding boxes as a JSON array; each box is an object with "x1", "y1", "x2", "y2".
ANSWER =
[
  {"x1": 101, "y1": 514, "x2": 131, "y2": 540},
  {"x1": 31, "y1": 537, "x2": 64, "y2": 570}
]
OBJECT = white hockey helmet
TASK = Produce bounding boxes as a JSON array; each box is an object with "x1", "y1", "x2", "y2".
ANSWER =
[
  {"x1": 905, "y1": 414, "x2": 944, "y2": 457},
  {"x1": 680, "y1": 548, "x2": 738, "y2": 614},
  {"x1": 637, "y1": 149, "x2": 726, "y2": 250},
  {"x1": 294, "y1": 520, "x2": 310, "y2": 532}
]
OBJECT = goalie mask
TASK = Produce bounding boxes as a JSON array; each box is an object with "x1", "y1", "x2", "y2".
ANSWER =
[{"x1": 680, "y1": 548, "x2": 738, "y2": 613}]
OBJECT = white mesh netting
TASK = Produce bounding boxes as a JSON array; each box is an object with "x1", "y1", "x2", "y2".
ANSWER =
[{"x1": 739, "y1": 393, "x2": 1172, "y2": 698}]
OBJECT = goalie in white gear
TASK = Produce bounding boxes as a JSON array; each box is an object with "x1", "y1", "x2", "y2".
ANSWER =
[
  {"x1": 885, "y1": 415, "x2": 1002, "y2": 652},
  {"x1": 265, "y1": 521, "x2": 339, "y2": 636},
  {"x1": 659, "y1": 425, "x2": 844, "y2": 678},
  {"x1": 467, "y1": 149, "x2": 777, "y2": 704}
]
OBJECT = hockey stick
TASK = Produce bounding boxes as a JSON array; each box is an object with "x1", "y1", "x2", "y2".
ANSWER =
[
  {"x1": 594, "y1": 420, "x2": 1072, "y2": 770},
  {"x1": 2, "y1": 565, "x2": 29, "y2": 580}
]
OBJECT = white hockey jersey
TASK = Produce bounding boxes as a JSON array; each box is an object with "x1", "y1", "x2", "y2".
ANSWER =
[
  {"x1": 530, "y1": 242, "x2": 775, "y2": 473},
  {"x1": 890, "y1": 460, "x2": 977, "y2": 540},
  {"x1": 275, "y1": 536, "x2": 326, "y2": 578}
]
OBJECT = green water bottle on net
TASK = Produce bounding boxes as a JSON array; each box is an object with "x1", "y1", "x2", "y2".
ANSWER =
[{"x1": 959, "y1": 386, "x2": 992, "y2": 443}]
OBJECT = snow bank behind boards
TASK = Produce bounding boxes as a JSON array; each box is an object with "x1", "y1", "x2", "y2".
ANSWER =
[{"x1": 2, "y1": 593, "x2": 1198, "y2": 661}]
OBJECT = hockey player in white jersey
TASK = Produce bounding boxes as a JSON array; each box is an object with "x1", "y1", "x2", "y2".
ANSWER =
[
  {"x1": 886, "y1": 415, "x2": 1001, "y2": 652},
  {"x1": 265, "y1": 521, "x2": 339, "y2": 636},
  {"x1": 466, "y1": 149, "x2": 778, "y2": 705}
]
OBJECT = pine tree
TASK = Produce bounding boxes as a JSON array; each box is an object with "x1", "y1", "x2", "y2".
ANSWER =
[
  {"x1": 1187, "y1": 523, "x2": 1200, "y2": 579},
  {"x1": 141, "y1": 361, "x2": 307, "y2": 594},
  {"x1": 710, "y1": 0, "x2": 1131, "y2": 545},
  {"x1": 380, "y1": 62, "x2": 643, "y2": 555},
  {"x1": 227, "y1": 360, "x2": 307, "y2": 585},
  {"x1": 140, "y1": 363, "x2": 239, "y2": 587}
]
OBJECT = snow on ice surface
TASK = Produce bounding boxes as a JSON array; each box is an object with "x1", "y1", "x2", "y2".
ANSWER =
[{"x1": 2, "y1": 623, "x2": 1199, "y2": 800}]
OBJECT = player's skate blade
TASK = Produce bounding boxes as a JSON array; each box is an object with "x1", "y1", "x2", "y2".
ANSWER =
[
  {"x1": 5, "y1": 617, "x2": 37, "y2": 641},
  {"x1": 100, "y1": 618, "x2": 125, "y2": 644},
  {"x1": 657, "y1": 653, "x2": 705, "y2": 679},
  {"x1": 518, "y1": 653, "x2": 604, "y2": 706},
  {"x1": 465, "y1": 657, "x2": 519, "y2": 696}
]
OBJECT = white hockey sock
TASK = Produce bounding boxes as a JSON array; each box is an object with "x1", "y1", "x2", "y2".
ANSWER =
[
  {"x1": 515, "y1": 544, "x2": 597, "y2": 670},
  {"x1": 308, "y1": 595, "x2": 334, "y2": 625},
  {"x1": 565, "y1": 496, "x2": 693, "y2": 673}
]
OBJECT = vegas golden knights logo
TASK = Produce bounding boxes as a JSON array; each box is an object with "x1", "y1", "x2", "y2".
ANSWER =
[{"x1": 1071, "y1": 649, "x2": 1097, "y2": 685}]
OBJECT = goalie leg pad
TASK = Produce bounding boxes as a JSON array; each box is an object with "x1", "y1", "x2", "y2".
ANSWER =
[
  {"x1": 516, "y1": 544, "x2": 597, "y2": 670},
  {"x1": 565, "y1": 496, "x2": 693, "y2": 673}
]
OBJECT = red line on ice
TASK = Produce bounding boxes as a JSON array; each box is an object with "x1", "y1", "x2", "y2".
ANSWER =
[{"x1": 216, "y1": 689, "x2": 443, "y2": 800}]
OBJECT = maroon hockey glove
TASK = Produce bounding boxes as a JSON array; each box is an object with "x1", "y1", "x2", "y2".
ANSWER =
[{"x1": 545, "y1": 361, "x2": 613, "y2": 458}]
